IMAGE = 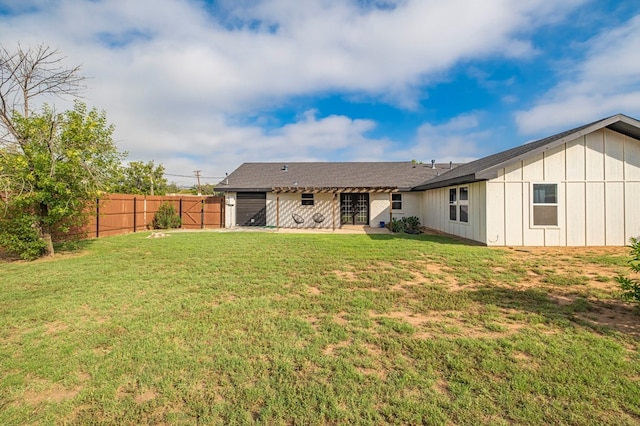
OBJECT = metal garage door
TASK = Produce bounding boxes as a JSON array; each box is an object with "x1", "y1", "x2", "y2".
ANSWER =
[{"x1": 236, "y1": 192, "x2": 267, "y2": 226}]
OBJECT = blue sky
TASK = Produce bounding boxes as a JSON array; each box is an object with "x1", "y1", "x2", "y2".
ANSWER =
[{"x1": 2, "y1": 0, "x2": 640, "y2": 186}]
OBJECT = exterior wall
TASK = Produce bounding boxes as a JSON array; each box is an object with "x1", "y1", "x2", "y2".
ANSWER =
[
  {"x1": 225, "y1": 191, "x2": 417, "y2": 229},
  {"x1": 485, "y1": 128, "x2": 640, "y2": 246},
  {"x1": 224, "y1": 192, "x2": 236, "y2": 228},
  {"x1": 422, "y1": 182, "x2": 486, "y2": 243},
  {"x1": 370, "y1": 191, "x2": 421, "y2": 227},
  {"x1": 266, "y1": 192, "x2": 335, "y2": 228}
]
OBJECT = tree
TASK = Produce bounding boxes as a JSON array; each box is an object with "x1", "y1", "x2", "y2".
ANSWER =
[
  {"x1": 0, "y1": 102, "x2": 124, "y2": 258},
  {"x1": 165, "y1": 182, "x2": 182, "y2": 194},
  {"x1": 0, "y1": 44, "x2": 124, "y2": 259},
  {"x1": 112, "y1": 160, "x2": 168, "y2": 195},
  {"x1": 189, "y1": 183, "x2": 218, "y2": 195}
]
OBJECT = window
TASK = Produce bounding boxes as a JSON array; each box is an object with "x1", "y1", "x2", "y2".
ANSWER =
[
  {"x1": 449, "y1": 188, "x2": 457, "y2": 221},
  {"x1": 391, "y1": 193, "x2": 402, "y2": 210},
  {"x1": 532, "y1": 183, "x2": 558, "y2": 226},
  {"x1": 459, "y1": 186, "x2": 469, "y2": 223},
  {"x1": 301, "y1": 193, "x2": 314, "y2": 206},
  {"x1": 449, "y1": 186, "x2": 470, "y2": 223}
]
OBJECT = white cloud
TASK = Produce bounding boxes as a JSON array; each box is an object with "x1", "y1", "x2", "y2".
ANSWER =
[
  {"x1": 389, "y1": 113, "x2": 491, "y2": 163},
  {"x1": 125, "y1": 110, "x2": 391, "y2": 186},
  {"x1": 0, "y1": 0, "x2": 587, "y2": 180},
  {"x1": 516, "y1": 14, "x2": 640, "y2": 134}
]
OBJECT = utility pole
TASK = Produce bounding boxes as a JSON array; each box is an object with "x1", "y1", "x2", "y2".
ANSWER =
[{"x1": 194, "y1": 170, "x2": 202, "y2": 195}]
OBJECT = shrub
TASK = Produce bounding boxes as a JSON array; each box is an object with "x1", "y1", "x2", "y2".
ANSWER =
[
  {"x1": 404, "y1": 216, "x2": 421, "y2": 233},
  {"x1": 152, "y1": 202, "x2": 182, "y2": 229},
  {"x1": 390, "y1": 216, "x2": 421, "y2": 234},
  {"x1": 616, "y1": 237, "x2": 640, "y2": 305},
  {"x1": 0, "y1": 212, "x2": 48, "y2": 260},
  {"x1": 390, "y1": 218, "x2": 405, "y2": 233}
]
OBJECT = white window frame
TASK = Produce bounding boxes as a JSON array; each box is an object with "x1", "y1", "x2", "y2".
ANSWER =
[
  {"x1": 458, "y1": 186, "x2": 469, "y2": 224},
  {"x1": 449, "y1": 186, "x2": 470, "y2": 225},
  {"x1": 530, "y1": 183, "x2": 559, "y2": 228},
  {"x1": 391, "y1": 193, "x2": 402, "y2": 211}
]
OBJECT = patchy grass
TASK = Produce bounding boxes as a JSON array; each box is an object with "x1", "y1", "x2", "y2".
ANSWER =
[{"x1": 1, "y1": 232, "x2": 639, "y2": 425}]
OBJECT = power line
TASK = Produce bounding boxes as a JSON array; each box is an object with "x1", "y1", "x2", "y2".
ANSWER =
[{"x1": 164, "y1": 172, "x2": 226, "y2": 179}]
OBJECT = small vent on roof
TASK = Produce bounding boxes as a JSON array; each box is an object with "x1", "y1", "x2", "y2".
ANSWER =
[
  {"x1": 431, "y1": 159, "x2": 435, "y2": 169},
  {"x1": 449, "y1": 161, "x2": 452, "y2": 169},
  {"x1": 282, "y1": 164, "x2": 288, "y2": 172}
]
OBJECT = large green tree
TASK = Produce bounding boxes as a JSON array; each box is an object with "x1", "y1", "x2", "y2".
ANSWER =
[
  {"x1": 112, "y1": 160, "x2": 168, "y2": 195},
  {"x1": 0, "y1": 44, "x2": 124, "y2": 259},
  {"x1": 0, "y1": 102, "x2": 124, "y2": 258}
]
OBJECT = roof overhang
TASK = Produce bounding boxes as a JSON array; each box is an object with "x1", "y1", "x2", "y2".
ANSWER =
[
  {"x1": 412, "y1": 174, "x2": 482, "y2": 191},
  {"x1": 217, "y1": 187, "x2": 272, "y2": 192}
]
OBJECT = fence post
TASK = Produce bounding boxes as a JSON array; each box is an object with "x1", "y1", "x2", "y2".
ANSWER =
[
  {"x1": 96, "y1": 198, "x2": 100, "y2": 238},
  {"x1": 179, "y1": 198, "x2": 183, "y2": 224},
  {"x1": 201, "y1": 198, "x2": 205, "y2": 229},
  {"x1": 133, "y1": 197, "x2": 137, "y2": 232}
]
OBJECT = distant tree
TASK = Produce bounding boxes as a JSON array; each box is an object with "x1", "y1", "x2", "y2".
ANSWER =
[
  {"x1": 189, "y1": 183, "x2": 218, "y2": 195},
  {"x1": 0, "y1": 44, "x2": 124, "y2": 259},
  {"x1": 112, "y1": 160, "x2": 167, "y2": 195},
  {"x1": 165, "y1": 182, "x2": 181, "y2": 194}
]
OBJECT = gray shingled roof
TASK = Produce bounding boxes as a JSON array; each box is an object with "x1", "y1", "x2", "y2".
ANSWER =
[
  {"x1": 413, "y1": 113, "x2": 640, "y2": 190},
  {"x1": 217, "y1": 162, "x2": 458, "y2": 192}
]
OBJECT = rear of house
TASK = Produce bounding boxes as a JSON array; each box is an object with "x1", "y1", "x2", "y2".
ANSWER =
[
  {"x1": 219, "y1": 162, "x2": 453, "y2": 230},
  {"x1": 219, "y1": 114, "x2": 640, "y2": 246}
]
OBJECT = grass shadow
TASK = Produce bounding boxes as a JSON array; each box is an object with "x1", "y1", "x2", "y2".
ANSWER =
[
  {"x1": 53, "y1": 238, "x2": 97, "y2": 254},
  {"x1": 366, "y1": 232, "x2": 483, "y2": 246},
  {"x1": 468, "y1": 286, "x2": 640, "y2": 339}
]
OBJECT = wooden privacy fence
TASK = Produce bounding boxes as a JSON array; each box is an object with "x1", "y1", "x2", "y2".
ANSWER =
[{"x1": 83, "y1": 194, "x2": 225, "y2": 238}]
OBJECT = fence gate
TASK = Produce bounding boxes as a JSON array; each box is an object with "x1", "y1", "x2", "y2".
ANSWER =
[{"x1": 181, "y1": 198, "x2": 204, "y2": 229}]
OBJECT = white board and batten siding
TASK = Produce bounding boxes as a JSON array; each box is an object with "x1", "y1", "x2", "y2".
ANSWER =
[
  {"x1": 422, "y1": 181, "x2": 486, "y2": 243},
  {"x1": 485, "y1": 128, "x2": 640, "y2": 246},
  {"x1": 422, "y1": 128, "x2": 640, "y2": 246}
]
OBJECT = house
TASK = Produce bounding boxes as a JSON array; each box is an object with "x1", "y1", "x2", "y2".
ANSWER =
[
  {"x1": 218, "y1": 162, "x2": 457, "y2": 229},
  {"x1": 218, "y1": 114, "x2": 640, "y2": 246}
]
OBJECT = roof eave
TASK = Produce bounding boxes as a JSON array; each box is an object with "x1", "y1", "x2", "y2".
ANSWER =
[
  {"x1": 413, "y1": 174, "x2": 483, "y2": 190},
  {"x1": 217, "y1": 187, "x2": 272, "y2": 193}
]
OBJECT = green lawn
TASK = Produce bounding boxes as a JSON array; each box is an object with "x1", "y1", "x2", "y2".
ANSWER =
[{"x1": 1, "y1": 231, "x2": 639, "y2": 425}]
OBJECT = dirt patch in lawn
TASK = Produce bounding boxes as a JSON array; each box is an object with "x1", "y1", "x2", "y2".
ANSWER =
[
  {"x1": 134, "y1": 389, "x2": 158, "y2": 404},
  {"x1": 22, "y1": 375, "x2": 88, "y2": 405},
  {"x1": 23, "y1": 385, "x2": 82, "y2": 405},
  {"x1": 359, "y1": 244, "x2": 638, "y2": 339}
]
